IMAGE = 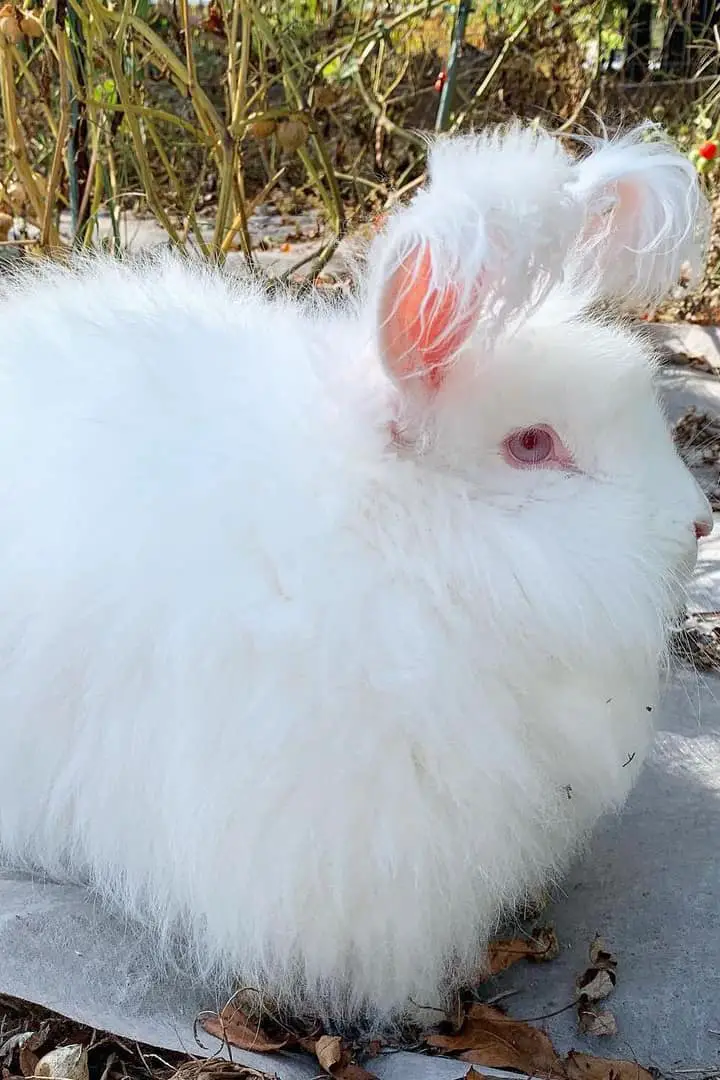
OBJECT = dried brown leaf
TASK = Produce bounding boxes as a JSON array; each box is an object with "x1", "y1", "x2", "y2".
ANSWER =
[
  {"x1": 17, "y1": 1049, "x2": 38, "y2": 1079},
  {"x1": 331, "y1": 1065, "x2": 378, "y2": 1080},
  {"x1": 588, "y1": 936, "x2": 617, "y2": 971},
  {"x1": 577, "y1": 968, "x2": 616, "y2": 1002},
  {"x1": 578, "y1": 1008, "x2": 618, "y2": 1037},
  {"x1": 529, "y1": 925, "x2": 560, "y2": 963},
  {"x1": 564, "y1": 1051, "x2": 653, "y2": 1080},
  {"x1": 0, "y1": 1025, "x2": 51, "y2": 1070},
  {"x1": 200, "y1": 1008, "x2": 290, "y2": 1053},
  {"x1": 35, "y1": 1045, "x2": 89, "y2": 1080},
  {"x1": 426, "y1": 1003, "x2": 562, "y2": 1073},
  {"x1": 487, "y1": 925, "x2": 559, "y2": 974},
  {"x1": 315, "y1": 1036, "x2": 343, "y2": 1072},
  {"x1": 486, "y1": 939, "x2": 536, "y2": 975},
  {"x1": 295, "y1": 1036, "x2": 320, "y2": 1056},
  {"x1": 673, "y1": 350, "x2": 716, "y2": 374}
]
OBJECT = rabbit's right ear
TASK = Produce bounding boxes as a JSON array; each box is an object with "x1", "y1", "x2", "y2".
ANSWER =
[{"x1": 567, "y1": 124, "x2": 710, "y2": 305}]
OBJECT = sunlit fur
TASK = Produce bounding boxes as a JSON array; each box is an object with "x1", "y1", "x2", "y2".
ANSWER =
[{"x1": 0, "y1": 122, "x2": 711, "y2": 1029}]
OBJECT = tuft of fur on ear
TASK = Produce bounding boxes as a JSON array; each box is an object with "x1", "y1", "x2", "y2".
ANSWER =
[
  {"x1": 566, "y1": 122, "x2": 710, "y2": 308},
  {"x1": 367, "y1": 123, "x2": 585, "y2": 393}
]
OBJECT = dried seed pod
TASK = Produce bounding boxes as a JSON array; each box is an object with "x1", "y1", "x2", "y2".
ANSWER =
[
  {"x1": 5, "y1": 181, "x2": 26, "y2": 211},
  {"x1": 0, "y1": 211, "x2": 12, "y2": 241},
  {"x1": 313, "y1": 85, "x2": 336, "y2": 109},
  {"x1": 276, "y1": 116, "x2": 309, "y2": 153},
  {"x1": 0, "y1": 12, "x2": 21, "y2": 42},
  {"x1": 248, "y1": 116, "x2": 276, "y2": 140},
  {"x1": 20, "y1": 12, "x2": 43, "y2": 36}
]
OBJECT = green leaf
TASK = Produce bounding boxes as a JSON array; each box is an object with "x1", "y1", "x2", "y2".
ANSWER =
[{"x1": 93, "y1": 78, "x2": 118, "y2": 107}]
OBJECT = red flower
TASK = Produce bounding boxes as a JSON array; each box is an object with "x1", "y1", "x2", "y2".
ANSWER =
[
  {"x1": 434, "y1": 69, "x2": 447, "y2": 93},
  {"x1": 698, "y1": 141, "x2": 718, "y2": 161}
]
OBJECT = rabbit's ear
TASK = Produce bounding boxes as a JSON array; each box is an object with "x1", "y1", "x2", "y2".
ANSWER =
[
  {"x1": 369, "y1": 124, "x2": 583, "y2": 396},
  {"x1": 377, "y1": 242, "x2": 484, "y2": 394},
  {"x1": 568, "y1": 124, "x2": 710, "y2": 305}
]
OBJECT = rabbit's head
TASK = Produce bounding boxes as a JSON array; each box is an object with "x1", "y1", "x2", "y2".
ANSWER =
[{"x1": 364, "y1": 123, "x2": 712, "y2": 671}]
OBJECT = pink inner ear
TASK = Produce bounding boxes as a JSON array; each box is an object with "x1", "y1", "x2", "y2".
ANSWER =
[
  {"x1": 379, "y1": 246, "x2": 482, "y2": 391},
  {"x1": 581, "y1": 178, "x2": 640, "y2": 247},
  {"x1": 612, "y1": 179, "x2": 640, "y2": 238}
]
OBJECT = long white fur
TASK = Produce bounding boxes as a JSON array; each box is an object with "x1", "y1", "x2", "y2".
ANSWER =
[
  {"x1": 0, "y1": 122, "x2": 711, "y2": 1029},
  {"x1": 368, "y1": 124, "x2": 584, "y2": 361},
  {"x1": 565, "y1": 122, "x2": 710, "y2": 305}
]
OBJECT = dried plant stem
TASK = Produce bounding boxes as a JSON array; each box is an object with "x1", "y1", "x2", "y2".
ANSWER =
[
  {"x1": 77, "y1": 129, "x2": 103, "y2": 241},
  {"x1": 104, "y1": 145, "x2": 122, "y2": 254},
  {"x1": 314, "y1": 0, "x2": 446, "y2": 79},
  {"x1": 213, "y1": 2, "x2": 252, "y2": 255},
  {"x1": 450, "y1": 0, "x2": 553, "y2": 133},
  {"x1": 229, "y1": 3, "x2": 250, "y2": 133},
  {"x1": 93, "y1": 102, "x2": 207, "y2": 141},
  {"x1": 352, "y1": 68, "x2": 426, "y2": 152},
  {"x1": 144, "y1": 118, "x2": 210, "y2": 257},
  {"x1": 84, "y1": 0, "x2": 182, "y2": 244},
  {"x1": 10, "y1": 44, "x2": 59, "y2": 139},
  {"x1": 250, "y1": 2, "x2": 345, "y2": 245},
  {"x1": 0, "y1": 42, "x2": 47, "y2": 226},
  {"x1": 41, "y1": 27, "x2": 72, "y2": 249},
  {"x1": 220, "y1": 165, "x2": 285, "y2": 254},
  {"x1": 95, "y1": 3, "x2": 225, "y2": 142},
  {"x1": 226, "y1": 0, "x2": 241, "y2": 112}
]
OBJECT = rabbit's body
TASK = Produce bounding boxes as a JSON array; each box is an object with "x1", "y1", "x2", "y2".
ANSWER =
[{"x1": 0, "y1": 124, "x2": 712, "y2": 1025}]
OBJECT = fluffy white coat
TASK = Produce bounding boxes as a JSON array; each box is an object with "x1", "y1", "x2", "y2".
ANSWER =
[{"x1": 0, "y1": 122, "x2": 711, "y2": 1026}]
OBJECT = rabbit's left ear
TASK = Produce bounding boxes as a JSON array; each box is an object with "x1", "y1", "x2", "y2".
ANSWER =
[
  {"x1": 568, "y1": 124, "x2": 710, "y2": 305},
  {"x1": 368, "y1": 124, "x2": 584, "y2": 397},
  {"x1": 376, "y1": 240, "x2": 485, "y2": 395}
]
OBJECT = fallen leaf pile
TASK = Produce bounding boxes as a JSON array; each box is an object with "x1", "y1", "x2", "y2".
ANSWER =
[
  {"x1": 0, "y1": 996, "x2": 193, "y2": 1080},
  {"x1": 423, "y1": 1000, "x2": 650, "y2": 1080},
  {"x1": 0, "y1": 1020, "x2": 91, "y2": 1080},
  {"x1": 667, "y1": 349, "x2": 718, "y2": 376},
  {"x1": 671, "y1": 611, "x2": 720, "y2": 672},
  {"x1": 200, "y1": 1002, "x2": 378, "y2": 1080},
  {"x1": 419, "y1": 931, "x2": 633, "y2": 1078},
  {"x1": 0, "y1": 933, "x2": 650, "y2": 1080},
  {"x1": 673, "y1": 406, "x2": 720, "y2": 469}
]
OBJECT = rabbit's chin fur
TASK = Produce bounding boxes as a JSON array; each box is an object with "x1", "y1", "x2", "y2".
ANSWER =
[{"x1": 0, "y1": 122, "x2": 711, "y2": 1032}]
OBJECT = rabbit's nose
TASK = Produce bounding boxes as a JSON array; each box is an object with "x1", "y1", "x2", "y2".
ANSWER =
[
  {"x1": 692, "y1": 480, "x2": 713, "y2": 540},
  {"x1": 695, "y1": 517, "x2": 713, "y2": 540}
]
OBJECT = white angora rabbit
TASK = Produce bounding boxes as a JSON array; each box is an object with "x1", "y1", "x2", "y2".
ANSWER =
[{"x1": 0, "y1": 122, "x2": 712, "y2": 1027}]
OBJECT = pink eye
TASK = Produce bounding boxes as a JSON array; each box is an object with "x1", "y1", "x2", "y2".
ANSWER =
[{"x1": 503, "y1": 425, "x2": 573, "y2": 470}]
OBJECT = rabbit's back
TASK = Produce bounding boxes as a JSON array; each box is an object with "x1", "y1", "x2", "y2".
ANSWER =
[{"x1": 0, "y1": 257, "x2": 381, "y2": 861}]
